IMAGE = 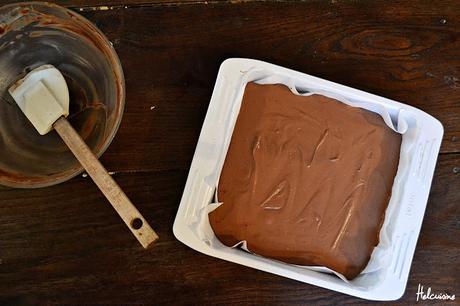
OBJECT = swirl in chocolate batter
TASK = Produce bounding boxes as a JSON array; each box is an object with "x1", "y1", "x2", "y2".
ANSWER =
[{"x1": 209, "y1": 83, "x2": 401, "y2": 280}]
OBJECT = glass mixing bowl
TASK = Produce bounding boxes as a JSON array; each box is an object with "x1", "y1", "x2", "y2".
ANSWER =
[{"x1": 0, "y1": 2, "x2": 125, "y2": 188}]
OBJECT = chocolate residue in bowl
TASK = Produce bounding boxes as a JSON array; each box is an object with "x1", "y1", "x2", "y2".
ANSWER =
[{"x1": 0, "y1": 2, "x2": 125, "y2": 188}]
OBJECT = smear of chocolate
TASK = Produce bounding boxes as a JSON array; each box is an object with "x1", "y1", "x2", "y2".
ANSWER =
[
  {"x1": 0, "y1": 3, "x2": 124, "y2": 188},
  {"x1": 209, "y1": 83, "x2": 402, "y2": 280}
]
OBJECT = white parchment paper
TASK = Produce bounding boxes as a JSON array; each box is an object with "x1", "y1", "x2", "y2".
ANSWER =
[{"x1": 187, "y1": 68, "x2": 417, "y2": 289}]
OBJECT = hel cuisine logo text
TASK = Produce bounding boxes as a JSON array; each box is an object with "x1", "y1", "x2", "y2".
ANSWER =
[{"x1": 416, "y1": 284, "x2": 455, "y2": 302}]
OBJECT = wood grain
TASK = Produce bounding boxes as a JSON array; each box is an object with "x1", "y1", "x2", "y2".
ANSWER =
[
  {"x1": 0, "y1": 0, "x2": 223, "y2": 8},
  {"x1": 4, "y1": 1, "x2": 458, "y2": 174},
  {"x1": 0, "y1": 1, "x2": 459, "y2": 305},
  {"x1": 74, "y1": 0, "x2": 459, "y2": 174},
  {"x1": 54, "y1": 117, "x2": 159, "y2": 248},
  {"x1": 0, "y1": 154, "x2": 458, "y2": 305}
]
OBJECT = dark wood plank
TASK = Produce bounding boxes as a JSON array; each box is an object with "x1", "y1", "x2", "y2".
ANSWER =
[
  {"x1": 0, "y1": 0, "x2": 216, "y2": 8},
  {"x1": 0, "y1": 153, "x2": 458, "y2": 305},
  {"x1": 1, "y1": 1, "x2": 459, "y2": 305},
  {"x1": 2, "y1": 1, "x2": 459, "y2": 175},
  {"x1": 75, "y1": 0, "x2": 460, "y2": 174}
]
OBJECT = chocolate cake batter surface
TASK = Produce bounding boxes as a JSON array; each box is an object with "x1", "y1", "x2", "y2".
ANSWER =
[{"x1": 209, "y1": 82, "x2": 402, "y2": 280}]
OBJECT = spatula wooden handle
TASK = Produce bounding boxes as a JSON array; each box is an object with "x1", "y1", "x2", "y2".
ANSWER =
[{"x1": 53, "y1": 117, "x2": 159, "y2": 248}]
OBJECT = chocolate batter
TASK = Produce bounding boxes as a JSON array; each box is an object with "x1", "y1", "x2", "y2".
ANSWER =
[{"x1": 209, "y1": 83, "x2": 402, "y2": 280}]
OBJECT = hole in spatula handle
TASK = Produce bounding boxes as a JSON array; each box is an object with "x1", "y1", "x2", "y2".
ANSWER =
[{"x1": 131, "y1": 218, "x2": 143, "y2": 230}]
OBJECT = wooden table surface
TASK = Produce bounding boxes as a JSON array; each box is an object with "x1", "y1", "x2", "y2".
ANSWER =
[{"x1": 1, "y1": 1, "x2": 459, "y2": 305}]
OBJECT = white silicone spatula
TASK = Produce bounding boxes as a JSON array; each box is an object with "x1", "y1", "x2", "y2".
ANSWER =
[{"x1": 9, "y1": 65, "x2": 159, "y2": 248}]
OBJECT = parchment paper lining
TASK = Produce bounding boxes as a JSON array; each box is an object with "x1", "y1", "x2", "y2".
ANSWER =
[{"x1": 188, "y1": 68, "x2": 416, "y2": 289}]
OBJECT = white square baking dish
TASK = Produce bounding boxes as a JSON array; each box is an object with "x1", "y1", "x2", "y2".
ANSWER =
[{"x1": 173, "y1": 58, "x2": 443, "y2": 300}]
